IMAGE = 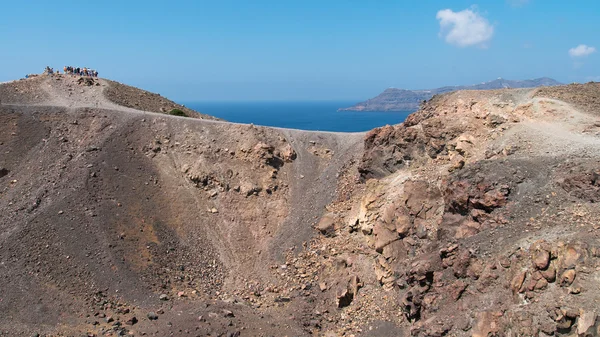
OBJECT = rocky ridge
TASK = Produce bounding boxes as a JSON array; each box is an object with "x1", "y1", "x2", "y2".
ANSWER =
[{"x1": 1, "y1": 75, "x2": 600, "y2": 336}]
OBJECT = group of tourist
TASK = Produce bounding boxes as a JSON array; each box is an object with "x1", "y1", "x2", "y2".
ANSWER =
[
  {"x1": 63, "y1": 66, "x2": 98, "y2": 77},
  {"x1": 39, "y1": 66, "x2": 99, "y2": 78}
]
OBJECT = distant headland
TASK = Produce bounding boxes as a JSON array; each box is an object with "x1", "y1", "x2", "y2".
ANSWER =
[{"x1": 339, "y1": 77, "x2": 562, "y2": 112}]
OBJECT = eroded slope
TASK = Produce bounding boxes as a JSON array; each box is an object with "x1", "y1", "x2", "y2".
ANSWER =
[
  {"x1": 0, "y1": 77, "x2": 363, "y2": 336},
  {"x1": 2, "y1": 77, "x2": 600, "y2": 337},
  {"x1": 309, "y1": 84, "x2": 600, "y2": 336}
]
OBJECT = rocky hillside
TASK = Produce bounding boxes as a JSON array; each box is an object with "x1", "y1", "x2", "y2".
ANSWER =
[
  {"x1": 103, "y1": 79, "x2": 219, "y2": 119},
  {"x1": 1, "y1": 75, "x2": 599, "y2": 336},
  {"x1": 340, "y1": 77, "x2": 562, "y2": 111}
]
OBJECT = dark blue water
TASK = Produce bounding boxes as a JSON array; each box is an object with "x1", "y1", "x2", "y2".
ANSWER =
[{"x1": 181, "y1": 101, "x2": 413, "y2": 132}]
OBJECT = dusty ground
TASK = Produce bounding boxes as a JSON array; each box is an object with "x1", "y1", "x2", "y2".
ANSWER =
[{"x1": 1, "y1": 75, "x2": 600, "y2": 336}]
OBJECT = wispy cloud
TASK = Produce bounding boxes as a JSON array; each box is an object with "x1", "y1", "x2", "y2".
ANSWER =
[
  {"x1": 436, "y1": 7, "x2": 494, "y2": 48},
  {"x1": 569, "y1": 44, "x2": 596, "y2": 57}
]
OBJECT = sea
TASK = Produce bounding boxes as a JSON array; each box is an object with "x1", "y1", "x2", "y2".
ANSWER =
[{"x1": 182, "y1": 101, "x2": 413, "y2": 133}]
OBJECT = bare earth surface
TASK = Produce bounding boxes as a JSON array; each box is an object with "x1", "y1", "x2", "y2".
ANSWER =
[{"x1": 1, "y1": 75, "x2": 600, "y2": 336}]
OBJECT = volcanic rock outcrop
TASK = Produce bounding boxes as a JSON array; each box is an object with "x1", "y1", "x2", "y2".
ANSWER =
[{"x1": 1, "y1": 75, "x2": 600, "y2": 337}]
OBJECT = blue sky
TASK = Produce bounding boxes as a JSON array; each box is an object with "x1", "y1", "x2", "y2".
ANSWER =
[{"x1": 1, "y1": 0, "x2": 598, "y2": 101}]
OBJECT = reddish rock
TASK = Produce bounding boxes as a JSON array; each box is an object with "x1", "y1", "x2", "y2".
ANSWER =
[
  {"x1": 533, "y1": 250, "x2": 550, "y2": 270},
  {"x1": 455, "y1": 220, "x2": 481, "y2": 239},
  {"x1": 524, "y1": 278, "x2": 538, "y2": 292},
  {"x1": 541, "y1": 266, "x2": 556, "y2": 283},
  {"x1": 510, "y1": 271, "x2": 527, "y2": 294},
  {"x1": 560, "y1": 269, "x2": 576, "y2": 287},
  {"x1": 562, "y1": 246, "x2": 581, "y2": 269},
  {"x1": 449, "y1": 280, "x2": 468, "y2": 301},
  {"x1": 472, "y1": 311, "x2": 503, "y2": 337},
  {"x1": 534, "y1": 278, "x2": 548, "y2": 291}
]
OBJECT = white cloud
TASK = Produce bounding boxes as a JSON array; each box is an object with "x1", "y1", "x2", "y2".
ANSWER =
[
  {"x1": 569, "y1": 44, "x2": 596, "y2": 58},
  {"x1": 436, "y1": 8, "x2": 494, "y2": 48}
]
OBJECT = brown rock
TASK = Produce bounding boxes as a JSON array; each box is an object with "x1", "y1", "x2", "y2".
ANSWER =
[
  {"x1": 556, "y1": 316, "x2": 574, "y2": 330},
  {"x1": 336, "y1": 288, "x2": 353, "y2": 308},
  {"x1": 539, "y1": 321, "x2": 555, "y2": 335},
  {"x1": 541, "y1": 265, "x2": 556, "y2": 283},
  {"x1": 394, "y1": 212, "x2": 413, "y2": 237},
  {"x1": 280, "y1": 144, "x2": 297, "y2": 162},
  {"x1": 472, "y1": 311, "x2": 503, "y2": 337},
  {"x1": 414, "y1": 221, "x2": 428, "y2": 239},
  {"x1": 577, "y1": 310, "x2": 597, "y2": 335},
  {"x1": 534, "y1": 278, "x2": 548, "y2": 291},
  {"x1": 510, "y1": 271, "x2": 527, "y2": 294},
  {"x1": 525, "y1": 278, "x2": 538, "y2": 292},
  {"x1": 564, "y1": 308, "x2": 580, "y2": 319},
  {"x1": 471, "y1": 188, "x2": 508, "y2": 210},
  {"x1": 455, "y1": 134, "x2": 475, "y2": 155},
  {"x1": 467, "y1": 259, "x2": 485, "y2": 279},
  {"x1": 455, "y1": 220, "x2": 481, "y2": 239},
  {"x1": 349, "y1": 275, "x2": 362, "y2": 296},
  {"x1": 562, "y1": 246, "x2": 581, "y2": 269},
  {"x1": 373, "y1": 222, "x2": 399, "y2": 253},
  {"x1": 319, "y1": 282, "x2": 327, "y2": 291},
  {"x1": 568, "y1": 285, "x2": 581, "y2": 294},
  {"x1": 449, "y1": 154, "x2": 465, "y2": 172},
  {"x1": 560, "y1": 269, "x2": 576, "y2": 287},
  {"x1": 449, "y1": 279, "x2": 468, "y2": 301},
  {"x1": 316, "y1": 213, "x2": 335, "y2": 236},
  {"x1": 382, "y1": 240, "x2": 407, "y2": 260},
  {"x1": 533, "y1": 250, "x2": 551, "y2": 270}
]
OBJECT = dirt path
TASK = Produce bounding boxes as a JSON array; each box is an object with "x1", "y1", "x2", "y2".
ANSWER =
[{"x1": 498, "y1": 94, "x2": 600, "y2": 159}]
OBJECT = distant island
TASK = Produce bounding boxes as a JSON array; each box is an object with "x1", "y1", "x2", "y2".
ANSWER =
[{"x1": 339, "y1": 77, "x2": 562, "y2": 112}]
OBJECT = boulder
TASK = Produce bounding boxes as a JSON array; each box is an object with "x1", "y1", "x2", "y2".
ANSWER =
[
  {"x1": 373, "y1": 222, "x2": 399, "y2": 253},
  {"x1": 577, "y1": 310, "x2": 597, "y2": 336},
  {"x1": 541, "y1": 266, "x2": 556, "y2": 283},
  {"x1": 316, "y1": 213, "x2": 335, "y2": 236},
  {"x1": 449, "y1": 154, "x2": 465, "y2": 172},
  {"x1": 532, "y1": 249, "x2": 551, "y2": 270},
  {"x1": 395, "y1": 212, "x2": 413, "y2": 237},
  {"x1": 562, "y1": 246, "x2": 582, "y2": 269},
  {"x1": 454, "y1": 134, "x2": 475, "y2": 156},
  {"x1": 280, "y1": 144, "x2": 297, "y2": 162},
  {"x1": 560, "y1": 269, "x2": 576, "y2": 286},
  {"x1": 472, "y1": 311, "x2": 503, "y2": 337},
  {"x1": 510, "y1": 271, "x2": 526, "y2": 294}
]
